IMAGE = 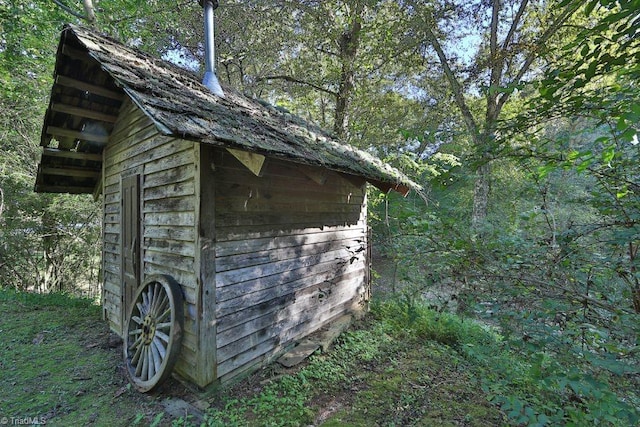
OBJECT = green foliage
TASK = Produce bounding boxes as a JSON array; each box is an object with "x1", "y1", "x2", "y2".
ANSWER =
[
  {"x1": 376, "y1": 296, "x2": 640, "y2": 425},
  {"x1": 203, "y1": 323, "x2": 393, "y2": 427},
  {"x1": 1, "y1": 1, "x2": 638, "y2": 424},
  {"x1": 377, "y1": 296, "x2": 497, "y2": 350},
  {"x1": 361, "y1": 2, "x2": 638, "y2": 424},
  {"x1": 0, "y1": 287, "x2": 165, "y2": 426},
  {"x1": 0, "y1": 0, "x2": 102, "y2": 295}
]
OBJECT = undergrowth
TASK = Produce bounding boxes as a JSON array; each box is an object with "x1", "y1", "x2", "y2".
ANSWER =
[
  {"x1": 378, "y1": 295, "x2": 640, "y2": 427},
  {"x1": 4, "y1": 287, "x2": 635, "y2": 426},
  {"x1": 0, "y1": 288, "x2": 162, "y2": 426},
  {"x1": 171, "y1": 296, "x2": 639, "y2": 426},
  {"x1": 194, "y1": 319, "x2": 396, "y2": 427}
]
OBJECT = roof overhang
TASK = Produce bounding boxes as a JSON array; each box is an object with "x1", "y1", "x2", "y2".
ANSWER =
[
  {"x1": 35, "y1": 28, "x2": 125, "y2": 195},
  {"x1": 35, "y1": 25, "x2": 423, "y2": 198}
]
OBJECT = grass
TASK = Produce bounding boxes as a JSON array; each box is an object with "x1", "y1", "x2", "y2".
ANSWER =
[
  {"x1": 0, "y1": 286, "x2": 508, "y2": 426},
  {"x1": 197, "y1": 302, "x2": 505, "y2": 427},
  {"x1": 11, "y1": 286, "x2": 636, "y2": 426},
  {"x1": 0, "y1": 290, "x2": 510, "y2": 426},
  {"x1": 0, "y1": 289, "x2": 164, "y2": 426}
]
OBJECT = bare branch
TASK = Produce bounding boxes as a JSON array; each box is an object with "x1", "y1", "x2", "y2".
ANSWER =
[
  {"x1": 423, "y1": 26, "x2": 480, "y2": 138},
  {"x1": 256, "y1": 75, "x2": 338, "y2": 96},
  {"x1": 496, "y1": 1, "x2": 582, "y2": 112},
  {"x1": 489, "y1": 0, "x2": 501, "y2": 89},
  {"x1": 83, "y1": 0, "x2": 97, "y2": 26},
  {"x1": 52, "y1": 0, "x2": 87, "y2": 20},
  {"x1": 502, "y1": 0, "x2": 529, "y2": 51}
]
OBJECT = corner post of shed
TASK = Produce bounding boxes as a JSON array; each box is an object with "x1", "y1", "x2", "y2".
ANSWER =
[{"x1": 196, "y1": 144, "x2": 218, "y2": 387}]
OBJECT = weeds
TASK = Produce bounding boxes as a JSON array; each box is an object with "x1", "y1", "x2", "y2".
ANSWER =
[
  {"x1": 201, "y1": 320, "x2": 394, "y2": 427},
  {"x1": 9, "y1": 286, "x2": 632, "y2": 426},
  {"x1": 198, "y1": 302, "x2": 505, "y2": 426}
]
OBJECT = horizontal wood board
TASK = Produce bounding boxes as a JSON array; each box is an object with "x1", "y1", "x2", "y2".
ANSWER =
[
  {"x1": 102, "y1": 100, "x2": 200, "y2": 383},
  {"x1": 210, "y1": 148, "x2": 369, "y2": 382}
]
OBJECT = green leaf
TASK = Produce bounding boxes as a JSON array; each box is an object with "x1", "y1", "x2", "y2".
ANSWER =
[
  {"x1": 601, "y1": 145, "x2": 615, "y2": 163},
  {"x1": 577, "y1": 157, "x2": 593, "y2": 172},
  {"x1": 573, "y1": 78, "x2": 586, "y2": 89},
  {"x1": 539, "y1": 86, "x2": 554, "y2": 100},
  {"x1": 616, "y1": 116, "x2": 627, "y2": 131},
  {"x1": 585, "y1": 0, "x2": 600, "y2": 16},
  {"x1": 616, "y1": 187, "x2": 629, "y2": 199},
  {"x1": 621, "y1": 128, "x2": 637, "y2": 142},
  {"x1": 580, "y1": 44, "x2": 590, "y2": 58},
  {"x1": 537, "y1": 164, "x2": 555, "y2": 179},
  {"x1": 585, "y1": 61, "x2": 598, "y2": 81}
]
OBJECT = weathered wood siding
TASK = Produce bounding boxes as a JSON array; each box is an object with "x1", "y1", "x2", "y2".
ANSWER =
[
  {"x1": 102, "y1": 99, "x2": 200, "y2": 383},
  {"x1": 210, "y1": 148, "x2": 370, "y2": 382}
]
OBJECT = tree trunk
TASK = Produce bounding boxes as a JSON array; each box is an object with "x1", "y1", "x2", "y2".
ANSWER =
[
  {"x1": 333, "y1": 6, "x2": 362, "y2": 139},
  {"x1": 471, "y1": 161, "x2": 491, "y2": 227},
  {"x1": 83, "y1": 0, "x2": 97, "y2": 27},
  {"x1": 42, "y1": 215, "x2": 62, "y2": 292},
  {"x1": 629, "y1": 242, "x2": 640, "y2": 313},
  {"x1": 421, "y1": 0, "x2": 580, "y2": 227}
]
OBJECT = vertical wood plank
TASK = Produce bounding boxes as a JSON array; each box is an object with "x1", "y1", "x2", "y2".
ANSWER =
[{"x1": 197, "y1": 145, "x2": 217, "y2": 386}]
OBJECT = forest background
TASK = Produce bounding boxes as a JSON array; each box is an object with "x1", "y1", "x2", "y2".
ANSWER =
[{"x1": 0, "y1": 0, "x2": 638, "y2": 424}]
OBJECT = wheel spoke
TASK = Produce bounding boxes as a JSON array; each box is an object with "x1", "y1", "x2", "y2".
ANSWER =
[
  {"x1": 149, "y1": 286, "x2": 166, "y2": 317},
  {"x1": 150, "y1": 339, "x2": 162, "y2": 374},
  {"x1": 146, "y1": 287, "x2": 154, "y2": 312},
  {"x1": 148, "y1": 285, "x2": 157, "y2": 310},
  {"x1": 157, "y1": 307, "x2": 172, "y2": 323},
  {"x1": 143, "y1": 288, "x2": 151, "y2": 313},
  {"x1": 151, "y1": 293, "x2": 168, "y2": 318},
  {"x1": 147, "y1": 283, "x2": 158, "y2": 314},
  {"x1": 155, "y1": 329, "x2": 170, "y2": 343},
  {"x1": 141, "y1": 290, "x2": 148, "y2": 312},
  {"x1": 124, "y1": 275, "x2": 183, "y2": 392},
  {"x1": 156, "y1": 322, "x2": 172, "y2": 331},
  {"x1": 130, "y1": 336, "x2": 144, "y2": 365},
  {"x1": 136, "y1": 346, "x2": 147, "y2": 378},
  {"x1": 146, "y1": 346, "x2": 154, "y2": 380},
  {"x1": 136, "y1": 301, "x2": 146, "y2": 317},
  {"x1": 152, "y1": 336, "x2": 166, "y2": 359},
  {"x1": 130, "y1": 334, "x2": 143, "y2": 349}
]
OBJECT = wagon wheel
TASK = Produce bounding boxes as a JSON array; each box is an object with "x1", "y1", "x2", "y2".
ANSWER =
[{"x1": 123, "y1": 275, "x2": 184, "y2": 392}]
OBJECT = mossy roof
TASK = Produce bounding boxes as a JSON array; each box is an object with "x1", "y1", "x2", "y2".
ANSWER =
[{"x1": 37, "y1": 25, "x2": 422, "y2": 195}]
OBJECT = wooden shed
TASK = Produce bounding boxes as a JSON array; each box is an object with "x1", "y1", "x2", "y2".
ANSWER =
[{"x1": 35, "y1": 25, "x2": 420, "y2": 391}]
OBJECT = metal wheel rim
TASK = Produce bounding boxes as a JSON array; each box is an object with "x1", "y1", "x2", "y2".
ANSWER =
[{"x1": 123, "y1": 275, "x2": 183, "y2": 392}]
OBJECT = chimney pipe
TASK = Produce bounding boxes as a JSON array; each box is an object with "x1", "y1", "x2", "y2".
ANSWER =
[{"x1": 200, "y1": 0, "x2": 224, "y2": 97}]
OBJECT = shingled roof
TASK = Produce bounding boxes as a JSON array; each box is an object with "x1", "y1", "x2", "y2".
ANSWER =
[{"x1": 35, "y1": 25, "x2": 421, "y2": 196}]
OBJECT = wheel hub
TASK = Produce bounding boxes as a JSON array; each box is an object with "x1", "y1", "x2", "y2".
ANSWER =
[{"x1": 141, "y1": 315, "x2": 156, "y2": 345}]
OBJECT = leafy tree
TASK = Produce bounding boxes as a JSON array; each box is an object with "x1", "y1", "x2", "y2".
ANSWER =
[
  {"x1": 408, "y1": 0, "x2": 583, "y2": 226},
  {"x1": 0, "y1": 0, "x2": 101, "y2": 294},
  {"x1": 368, "y1": 1, "x2": 640, "y2": 422},
  {"x1": 512, "y1": 0, "x2": 640, "y2": 313}
]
